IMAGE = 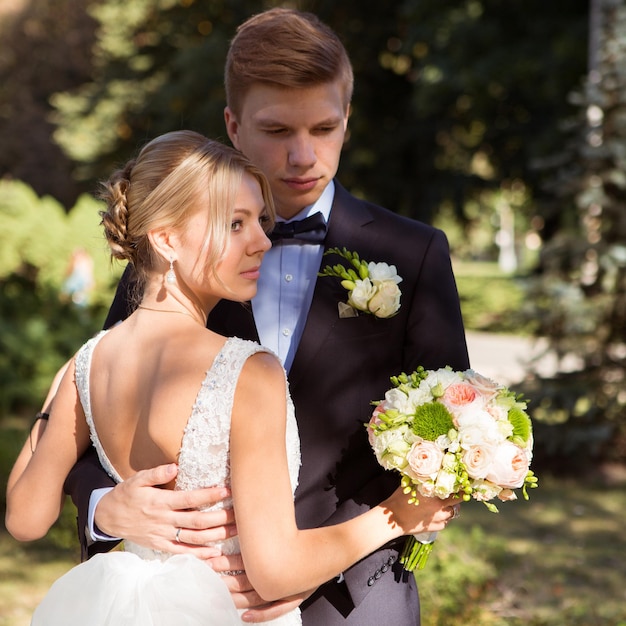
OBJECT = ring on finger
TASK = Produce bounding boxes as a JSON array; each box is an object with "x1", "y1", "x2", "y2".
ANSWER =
[
  {"x1": 175, "y1": 527, "x2": 182, "y2": 543},
  {"x1": 451, "y1": 505, "x2": 461, "y2": 520}
]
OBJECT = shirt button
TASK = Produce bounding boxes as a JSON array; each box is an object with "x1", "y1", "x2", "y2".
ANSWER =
[
  {"x1": 282, "y1": 328, "x2": 291, "y2": 337},
  {"x1": 284, "y1": 274, "x2": 293, "y2": 282}
]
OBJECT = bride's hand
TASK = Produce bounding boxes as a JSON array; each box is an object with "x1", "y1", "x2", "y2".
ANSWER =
[
  {"x1": 95, "y1": 463, "x2": 237, "y2": 559},
  {"x1": 383, "y1": 485, "x2": 461, "y2": 536}
]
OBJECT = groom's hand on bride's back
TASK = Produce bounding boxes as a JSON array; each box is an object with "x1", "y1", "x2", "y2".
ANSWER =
[
  {"x1": 94, "y1": 463, "x2": 237, "y2": 559},
  {"x1": 209, "y1": 552, "x2": 312, "y2": 622}
]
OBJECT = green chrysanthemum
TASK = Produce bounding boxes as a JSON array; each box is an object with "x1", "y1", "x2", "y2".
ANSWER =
[
  {"x1": 508, "y1": 407, "x2": 532, "y2": 443},
  {"x1": 411, "y1": 402, "x2": 455, "y2": 441}
]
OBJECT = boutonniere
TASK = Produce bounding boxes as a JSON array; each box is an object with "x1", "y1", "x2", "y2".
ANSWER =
[{"x1": 318, "y1": 247, "x2": 403, "y2": 318}]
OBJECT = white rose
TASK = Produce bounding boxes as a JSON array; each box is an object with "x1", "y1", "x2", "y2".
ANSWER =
[
  {"x1": 457, "y1": 409, "x2": 505, "y2": 446},
  {"x1": 484, "y1": 441, "x2": 530, "y2": 489},
  {"x1": 367, "y1": 261, "x2": 402, "y2": 284},
  {"x1": 367, "y1": 281, "x2": 401, "y2": 318},
  {"x1": 347, "y1": 278, "x2": 376, "y2": 311}
]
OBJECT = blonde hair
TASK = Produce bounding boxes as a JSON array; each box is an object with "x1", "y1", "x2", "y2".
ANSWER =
[
  {"x1": 225, "y1": 8, "x2": 354, "y2": 117},
  {"x1": 99, "y1": 130, "x2": 274, "y2": 297}
]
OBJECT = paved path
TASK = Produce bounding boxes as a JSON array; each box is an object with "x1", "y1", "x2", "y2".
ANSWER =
[{"x1": 465, "y1": 331, "x2": 576, "y2": 385}]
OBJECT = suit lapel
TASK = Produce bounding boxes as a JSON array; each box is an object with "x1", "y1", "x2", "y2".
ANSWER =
[{"x1": 288, "y1": 183, "x2": 374, "y2": 388}]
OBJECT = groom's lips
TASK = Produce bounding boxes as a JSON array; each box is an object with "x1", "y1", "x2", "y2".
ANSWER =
[{"x1": 283, "y1": 177, "x2": 320, "y2": 192}]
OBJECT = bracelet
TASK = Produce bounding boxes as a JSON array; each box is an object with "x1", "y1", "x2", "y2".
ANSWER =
[
  {"x1": 30, "y1": 412, "x2": 50, "y2": 453},
  {"x1": 33, "y1": 411, "x2": 50, "y2": 425}
]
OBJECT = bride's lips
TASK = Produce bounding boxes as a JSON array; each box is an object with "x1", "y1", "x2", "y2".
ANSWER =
[
  {"x1": 241, "y1": 266, "x2": 262, "y2": 280},
  {"x1": 282, "y1": 177, "x2": 320, "y2": 192}
]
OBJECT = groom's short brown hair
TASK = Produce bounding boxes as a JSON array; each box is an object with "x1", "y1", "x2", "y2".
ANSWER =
[{"x1": 225, "y1": 8, "x2": 354, "y2": 117}]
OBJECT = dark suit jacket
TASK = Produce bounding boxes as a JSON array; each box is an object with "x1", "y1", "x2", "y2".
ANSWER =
[{"x1": 64, "y1": 180, "x2": 469, "y2": 625}]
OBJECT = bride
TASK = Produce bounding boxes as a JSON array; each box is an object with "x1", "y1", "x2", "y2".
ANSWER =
[{"x1": 6, "y1": 130, "x2": 457, "y2": 625}]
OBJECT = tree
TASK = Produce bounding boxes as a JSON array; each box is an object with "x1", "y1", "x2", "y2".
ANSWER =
[
  {"x1": 0, "y1": 0, "x2": 97, "y2": 207},
  {"x1": 524, "y1": 0, "x2": 626, "y2": 471},
  {"x1": 46, "y1": 0, "x2": 588, "y2": 225}
]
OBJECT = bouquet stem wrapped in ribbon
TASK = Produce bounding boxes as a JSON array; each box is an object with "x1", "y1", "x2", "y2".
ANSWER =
[{"x1": 368, "y1": 366, "x2": 538, "y2": 571}]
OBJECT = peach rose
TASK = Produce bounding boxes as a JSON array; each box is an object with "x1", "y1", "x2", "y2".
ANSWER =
[
  {"x1": 407, "y1": 439, "x2": 444, "y2": 478},
  {"x1": 464, "y1": 370, "x2": 502, "y2": 399},
  {"x1": 497, "y1": 489, "x2": 518, "y2": 502},
  {"x1": 443, "y1": 382, "x2": 478, "y2": 407},
  {"x1": 485, "y1": 441, "x2": 529, "y2": 489},
  {"x1": 462, "y1": 444, "x2": 496, "y2": 480}
]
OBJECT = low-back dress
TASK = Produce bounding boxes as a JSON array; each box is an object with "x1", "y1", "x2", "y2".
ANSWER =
[{"x1": 32, "y1": 331, "x2": 302, "y2": 626}]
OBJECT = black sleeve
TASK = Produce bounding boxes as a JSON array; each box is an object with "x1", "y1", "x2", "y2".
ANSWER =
[{"x1": 103, "y1": 264, "x2": 136, "y2": 329}]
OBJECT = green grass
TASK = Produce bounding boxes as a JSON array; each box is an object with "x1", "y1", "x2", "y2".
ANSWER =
[
  {"x1": 418, "y1": 473, "x2": 626, "y2": 626},
  {"x1": 453, "y1": 260, "x2": 535, "y2": 335}
]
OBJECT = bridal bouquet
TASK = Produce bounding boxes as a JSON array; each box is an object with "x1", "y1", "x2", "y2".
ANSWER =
[{"x1": 368, "y1": 366, "x2": 538, "y2": 570}]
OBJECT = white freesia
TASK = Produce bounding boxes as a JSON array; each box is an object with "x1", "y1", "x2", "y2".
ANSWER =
[
  {"x1": 433, "y1": 468, "x2": 457, "y2": 498},
  {"x1": 347, "y1": 278, "x2": 376, "y2": 311},
  {"x1": 470, "y1": 479, "x2": 503, "y2": 501},
  {"x1": 368, "y1": 261, "x2": 402, "y2": 284},
  {"x1": 422, "y1": 369, "x2": 464, "y2": 395},
  {"x1": 372, "y1": 430, "x2": 411, "y2": 470},
  {"x1": 383, "y1": 388, "x2": 415, "y2": 414}
]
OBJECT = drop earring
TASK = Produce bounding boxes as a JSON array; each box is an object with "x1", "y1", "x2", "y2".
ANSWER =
[{"x1": 166, "y1": 257, "x2": 176, "y2": 284}]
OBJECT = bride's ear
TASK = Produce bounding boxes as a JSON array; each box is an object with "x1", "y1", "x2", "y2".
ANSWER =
[{"x1": 148, "y1": 228, "x2": 177, "y2": 266}]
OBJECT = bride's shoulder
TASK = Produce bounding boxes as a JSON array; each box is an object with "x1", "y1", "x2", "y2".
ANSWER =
[{"x1": 237, "y1": 347, "x2": 285, "y2": 395}]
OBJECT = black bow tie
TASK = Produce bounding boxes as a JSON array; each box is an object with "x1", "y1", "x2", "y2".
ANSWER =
[{"x1": 269, "y1": 212, "x2": 327, "y2": 244}]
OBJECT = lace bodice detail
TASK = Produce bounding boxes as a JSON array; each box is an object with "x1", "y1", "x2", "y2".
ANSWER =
[{"x1": 75, "y1": 331, "x2": 301, "y2": 560}]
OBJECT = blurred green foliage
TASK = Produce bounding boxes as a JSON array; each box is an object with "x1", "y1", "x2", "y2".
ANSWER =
[
  {"x1": 0, "y1": 180, "x2": 121, "y2": 414},
  {"x1": 453, "y1": 262, "x2": 534, "y2": 335}
]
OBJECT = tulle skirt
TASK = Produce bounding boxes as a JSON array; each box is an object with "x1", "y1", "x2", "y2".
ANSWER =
[{"x1": 31, "y1": 552, "x2": 242, "y2": 625}]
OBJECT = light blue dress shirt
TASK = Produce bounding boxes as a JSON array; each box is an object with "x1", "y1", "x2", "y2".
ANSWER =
[{"x1": 252, "y1": 180, "x2": 334, "y2": 372}]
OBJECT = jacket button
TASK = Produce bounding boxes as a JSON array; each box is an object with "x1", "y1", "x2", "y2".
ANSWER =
[
  {"x1": 381, "y1": 564, "x2": 389, "y2": 573},
  {"x1": 367, "y1": 577, "x2": 375, "y2": 586},
  {"x1": 374, "y1": 570, "x2": 382, "y2": 580}
]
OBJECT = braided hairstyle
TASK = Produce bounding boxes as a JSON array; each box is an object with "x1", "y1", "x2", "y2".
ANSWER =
[{"x1": 98, "y1": 130, "x2": 274, "y2": 302}]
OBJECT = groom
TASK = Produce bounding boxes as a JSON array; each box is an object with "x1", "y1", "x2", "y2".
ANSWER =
[{"x1": 64, "y1": 8, "x2": 469, "y2": 624}]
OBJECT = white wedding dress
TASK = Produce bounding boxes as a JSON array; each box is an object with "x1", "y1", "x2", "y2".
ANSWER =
[{"x1": 32, "y1": 332, "x2": 302, "y2": 625}]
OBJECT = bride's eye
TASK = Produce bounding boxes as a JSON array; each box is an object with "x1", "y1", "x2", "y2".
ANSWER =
[{"x1": 231, "y1": 220, "x2": 243, "y2": 232}]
